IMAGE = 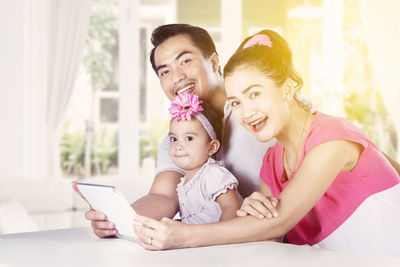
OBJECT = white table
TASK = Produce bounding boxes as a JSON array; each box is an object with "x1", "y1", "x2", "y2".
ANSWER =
[{"x1": 0, "y1": 227, "x2": 399, "y2": 267}]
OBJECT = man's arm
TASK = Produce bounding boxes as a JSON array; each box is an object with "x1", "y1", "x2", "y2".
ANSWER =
[
  {"x1": 72, "y1": 134, "x2": 183, "y2": 238},
  {"x1": 132, "y1": 170, "x2": 182, "y2": 220},
  {"x1": 72, "y1": 170, "x2": 182, "y2": 238},
  {"x1": 133, "y1": 134, "x2": 184, "y2": 220},
  {"x1": 383, "y1": 152, "x2": 400, "y2": 176}
]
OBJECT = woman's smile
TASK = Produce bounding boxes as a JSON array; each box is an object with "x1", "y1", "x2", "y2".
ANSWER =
[{"x1": 248, "y1": 116, "x2": 268, "y2": 132}]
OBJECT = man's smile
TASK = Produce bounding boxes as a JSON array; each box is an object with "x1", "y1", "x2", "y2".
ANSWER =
[{"x1": 175, "y1": 83, "x2": 194, "y2": 95}]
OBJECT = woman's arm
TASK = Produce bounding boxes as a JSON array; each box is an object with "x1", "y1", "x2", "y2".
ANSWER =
[
  {"x1": 216, "y1": 189, "x2": 241, "y2": 221},
  {"x1": 134, "y1": 140, "x2": 362, "y2": 250}
]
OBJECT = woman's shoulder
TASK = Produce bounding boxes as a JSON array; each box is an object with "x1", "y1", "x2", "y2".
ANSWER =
[
  {"x1": 312, "y1": 112, "x2": 362, "y2": 133},
  {"x1": 306, "y1": 112, "x2": 370, "y2": 151},
  {"x1": 310, "y1": 113, "x2": 365, "y2": 139}
]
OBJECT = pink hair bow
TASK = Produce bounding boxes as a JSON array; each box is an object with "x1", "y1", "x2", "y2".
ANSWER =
[{"x1": 243, "y1": 34, "x2": 273, "y2": 49}]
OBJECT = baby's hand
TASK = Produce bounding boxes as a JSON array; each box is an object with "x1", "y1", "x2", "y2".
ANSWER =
[{"x1": 236, "y1": 192, "x2": 279, "y2": 219}]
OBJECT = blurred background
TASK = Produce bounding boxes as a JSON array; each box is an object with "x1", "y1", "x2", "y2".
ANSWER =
[{"x1": 1, "y1": 0, "x2": 399, "y2": 234}]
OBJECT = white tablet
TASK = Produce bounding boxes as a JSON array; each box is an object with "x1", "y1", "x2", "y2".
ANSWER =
[{"x1": 76, "y1": 182, "x2": 138, "y2": 240}]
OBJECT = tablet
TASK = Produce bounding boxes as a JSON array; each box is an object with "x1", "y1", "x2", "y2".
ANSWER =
[{"x1": 76, "y1": 182, "x2": 138, "y2": 240}]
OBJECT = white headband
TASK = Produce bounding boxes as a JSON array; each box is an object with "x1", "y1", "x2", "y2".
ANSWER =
[{"x1": 194, "y1": 112, "x2": 217, "y2": 140}]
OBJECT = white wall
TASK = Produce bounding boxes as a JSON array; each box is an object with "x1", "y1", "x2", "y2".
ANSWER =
[{"x1": 0, "y1": 0, "x2": 25, "y2": 178}]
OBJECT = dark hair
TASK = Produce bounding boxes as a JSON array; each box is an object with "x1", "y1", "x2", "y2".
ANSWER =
[
  {"x1": 199, "y1": 101, "x2": 223, "y2": 143},
  {"x1": 224, "y1": 29, "x2": 309, "y2": 110},
  {"x1": 150, "y1": 24, "x2": 218, "y2": 74}
]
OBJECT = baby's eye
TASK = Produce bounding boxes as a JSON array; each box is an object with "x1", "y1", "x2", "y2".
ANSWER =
[
  {"x1": 250, "y1": 92, "x2": 259, "y2": 99},
  {"x1": 185, "y1": 136, "x2": 193, "y2": 141},
  {"x1": 169, "y1": 136, "x2": 177, "y2": 142},
  {"x1": 230, "y1": 100, "x2": 240, "y2": 107}
]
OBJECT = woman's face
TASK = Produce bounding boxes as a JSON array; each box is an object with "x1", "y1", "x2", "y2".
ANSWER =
[{"x1": 224, "y1": 66, "x2": 290, "y2": 143}]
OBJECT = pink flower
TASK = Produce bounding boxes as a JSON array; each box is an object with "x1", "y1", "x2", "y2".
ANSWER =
[
  {"x1": 169, "y1": 92, "x2": 204, "y2": 121},
  {"x1": 243, "y1": 34, "x2": 273, "y2": 49}
]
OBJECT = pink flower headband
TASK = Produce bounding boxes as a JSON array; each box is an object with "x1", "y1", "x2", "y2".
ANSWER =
[
  {"x1": 243, "y1": 34, "x2": 273, "y2": 49},
  {"x1": 169, "y1": 92, "x2": 217, "y2": 140}
]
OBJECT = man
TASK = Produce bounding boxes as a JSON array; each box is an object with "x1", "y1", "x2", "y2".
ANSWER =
[{"x1": 74, "y1": 24, "x2": 400, "y2": 238}]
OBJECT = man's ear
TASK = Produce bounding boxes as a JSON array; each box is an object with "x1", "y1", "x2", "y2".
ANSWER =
[
  {"x1": 209, "y1": 52, "x2": 220, "y2": 74},
  {"x1": 208, "y1": 139, "x2": 220, "y2": 156}
]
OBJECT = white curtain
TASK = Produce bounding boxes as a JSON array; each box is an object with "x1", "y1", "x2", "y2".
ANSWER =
[
  {"x1": 46, "y1": 0, "x2": 92, "y2": 176},
  {"x1": 358, "y1": 0, "x2": 400, "y2": 161}
]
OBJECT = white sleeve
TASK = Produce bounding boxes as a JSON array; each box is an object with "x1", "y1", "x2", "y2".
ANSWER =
[
  {"x1": 155, "y1": 134, "x2": 185, "y2": 176},
  {"x1": 202, "y1": 165, "x2": 238, "y2": 201}
]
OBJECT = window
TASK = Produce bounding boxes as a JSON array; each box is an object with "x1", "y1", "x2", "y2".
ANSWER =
[
  {"x1": 61, "y1": 0, "x2": 177, "y2": 179},
  {"x1": 61, "y1": 0, "x2": 120, "y2": 178}
]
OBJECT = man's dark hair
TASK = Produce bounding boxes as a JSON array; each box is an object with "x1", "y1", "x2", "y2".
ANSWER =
[
  {"x1": 200, "y1": 101, "x2": 223, "y2": 143},
  {"x1": 149, "y1": 24, "x2": 218, "y2": 74}
]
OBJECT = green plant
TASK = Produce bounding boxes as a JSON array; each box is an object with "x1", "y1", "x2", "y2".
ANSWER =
[
  {"x1": 81, "y1": 0, "x2": 119, "y2": 176},
  {"x1": 92, "y1": 129, "x2": 118, "y2": 173},
  {"x1": 83, "y1": 0, "x2": 118, "y2": 92},
  {"x1": 60, "y1": 122, "x2": 118, "y2": 177},
  {"x1": 60, "y1": 122, "x2": 86, "y2": 177},
  {"x1": 139, "y1": 117, "x2": 169, "y2": 165},
  {"x1": 342, "y1": 0, "x2": 397, "y2": 158}
]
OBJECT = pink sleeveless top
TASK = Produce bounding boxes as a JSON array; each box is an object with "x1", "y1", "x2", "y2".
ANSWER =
[{"x1": 260, "y1": 112, "x2": 400, "y2": 246}]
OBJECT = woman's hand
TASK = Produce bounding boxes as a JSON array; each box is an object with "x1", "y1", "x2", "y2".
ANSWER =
[
  {"x1": 236, "y1": 192, "x2": 279, "y2": 219},
  {"x1": 134, "y1": 215, "x2": 191, "y2": 250}
]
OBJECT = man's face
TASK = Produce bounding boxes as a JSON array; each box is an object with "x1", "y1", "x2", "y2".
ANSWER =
[{"x1": 154, "y1": 34, "x2": 219, "y2": 102}]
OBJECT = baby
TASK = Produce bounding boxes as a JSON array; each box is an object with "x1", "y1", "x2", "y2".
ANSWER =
[{"x1": 168, "y1": 92, "x2": 241, "y2": 224}]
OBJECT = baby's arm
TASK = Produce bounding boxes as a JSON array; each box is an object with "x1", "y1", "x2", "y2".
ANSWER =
[{"x1": 216, "y1": 189, "x2": 241, "y2": 221}]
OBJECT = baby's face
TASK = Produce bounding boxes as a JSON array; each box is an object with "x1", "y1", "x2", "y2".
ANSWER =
[{"x1": 168, "y1": 118, "x2": 212, "y2": 174}]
